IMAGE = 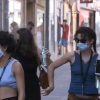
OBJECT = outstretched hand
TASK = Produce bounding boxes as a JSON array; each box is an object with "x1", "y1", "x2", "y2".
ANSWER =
[{"x1": 41, "y1": 87, "x2": 54, "y2": 96}]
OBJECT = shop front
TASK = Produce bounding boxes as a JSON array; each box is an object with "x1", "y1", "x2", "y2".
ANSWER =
[
  {"x1": 95, "y1": 12, "x2": 100, "y2": 45},
  {"x1": 27, "y1": 0, "x2": 46, "y2": 49},
  {"x1": 49, "y1": 0, "x2": 63, "y2": 54},
  {"x1": 9, "y1": 0, "x2": 21, "y2": 32},
  {"x1": 78, "y1": 8, "x2": 100, "y2": 45},
  {"x1": 78, "y1": 8, "x2": 95, "y2": 30},
  {"x1": 36, "y1": 10, "x2": 44, "y2": 49},
  {"x1": 35, "y1": 1, "x2": 45, "y2": 49}
]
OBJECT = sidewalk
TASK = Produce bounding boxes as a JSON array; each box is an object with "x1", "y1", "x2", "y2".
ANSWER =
[{"x1": 41, "y1": 63, "x2": 70, "y2": 100}]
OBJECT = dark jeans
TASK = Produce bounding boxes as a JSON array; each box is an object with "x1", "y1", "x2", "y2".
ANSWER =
[{"x1": 2, "y1": 96, "x2": 18, "y2": 100}]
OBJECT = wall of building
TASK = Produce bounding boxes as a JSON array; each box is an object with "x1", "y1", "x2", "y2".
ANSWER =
[
  {"x1": 35, "y1": 0, "x2": 46, "y2": 7},
  {"x1": 48, "y1": 0, "x2": 63, "y2": 55},
  {"x1": 27, "y1": 0, "x2": 46, "y2": 49},
  {"x1": 0, "y1": 0, "x2": 9, "y2": 31},
  {"x1": 95, "y1": 12, "x2": 100, "y2": 45},
  {"x1": 21, "y1": 0, "x2": 27, "y2": 28},
  {"x1": 63, "y1": 1, "x2": 77, "y2": 51},
  {"x1": 0, "y1": 0, "x2": 3, "y2": 30},
  {"x1": 8, "y1": 0, "x2": 22, "y2": 35}
]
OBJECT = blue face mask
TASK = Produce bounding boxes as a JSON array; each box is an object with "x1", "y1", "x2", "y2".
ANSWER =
[{"x1": 77, "y1": 43, "x2": 89, "y2": 51}]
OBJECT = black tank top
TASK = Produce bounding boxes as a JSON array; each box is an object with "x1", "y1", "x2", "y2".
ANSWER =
[{"x1": 11, "y1": 51, "x2": 41, "y2": 100}]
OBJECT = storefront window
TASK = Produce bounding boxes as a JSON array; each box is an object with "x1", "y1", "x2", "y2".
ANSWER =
[
  {"x1": 79, "y1": 9, "x2": 89, "y2": 27},
  {"x1": 36, "y1": 10, "x2": 44, "y2": 49},
  {"x1": 79, "y1": 9, "x2": 95, "y2": 30},
  {"x1": 9, "y1": 0, "x2": 21, "y2": 32}
]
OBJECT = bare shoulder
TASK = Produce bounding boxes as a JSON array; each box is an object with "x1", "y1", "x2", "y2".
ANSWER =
[
  {"x1": 67, "y1": 51, "x2": 75, "y2": 57},
  {"x1": 64, "y1": 51, "x2": 75, "y2": 62},
  {"x1": 12, "y1": 59, "x2": 23, "y2": 74}
]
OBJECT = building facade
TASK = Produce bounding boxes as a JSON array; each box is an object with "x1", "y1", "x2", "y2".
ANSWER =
[
  {"x1": 9, "y1": 0, "x2": 22, "y2": 32},
  {"x1": 0, "y1": 0, "x2": 50, "y2": 50},
  {"x1": 63, "y1": 1, "x2": 77, "y2": 51},
  {"x1": 48, "y1": 0, "x2": 63, "y2": 55},
  {"x1": 27, "y1": 0, "x2": 46, "y2": 49},
  {"x1": 0, "y1": 0, "x2": 9, "y2": 31}
]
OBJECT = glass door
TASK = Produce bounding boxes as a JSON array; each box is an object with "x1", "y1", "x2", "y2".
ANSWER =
[{"x1": 36, "y1": 10, "x2": 44, "y2": 49}]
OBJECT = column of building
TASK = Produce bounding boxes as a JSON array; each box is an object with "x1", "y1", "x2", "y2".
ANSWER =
[
  {"x1": 0, "y1": 0, "x2": 3, "y2": 30},
  {"x1": 0, "y1": 0, "x2": 9, "y2": 31},
  {"x1": 21, "y1": 0, "x2": 27, "y2": 28}
]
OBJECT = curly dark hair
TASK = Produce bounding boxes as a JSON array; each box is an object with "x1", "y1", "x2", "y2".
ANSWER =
[
  {"x1": 75, "y1": 27, "x2": 97, "y2": 53},
  {"x1": 17, "y1": 28, "x2": 37, "y2": 58},
  {"x1": 0, "y1": 31, "x2": 17, "y2": 53}
]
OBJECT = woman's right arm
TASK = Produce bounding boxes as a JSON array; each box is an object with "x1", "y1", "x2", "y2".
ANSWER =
[
  {"x1": 41, "y1": 52, "x2": 74, "y2": 96},
  {"x1": 13, "y1": 62, "x2": 25, "y2": 100}
]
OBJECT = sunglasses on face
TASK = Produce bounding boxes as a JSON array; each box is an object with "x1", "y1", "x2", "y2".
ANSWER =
[{"x1": 74, "y1": 38, "x2": 90, "y2": 43}]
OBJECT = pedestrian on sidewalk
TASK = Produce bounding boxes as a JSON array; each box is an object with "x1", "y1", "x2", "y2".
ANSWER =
[
  {"x1": 27, "y1": 21, "x2": 37, "y2": 37},
  {"x1": 10, "y1": 22, "x2": 19, "y2": 38},
  {"x1": 41, "y1": 27, "x2": 100, "y2": 100},
  {"x1": 11, "y1": 28, "x2": 52, "y2": 100},
  {"x1": 58, "y1": 18, "x2": 69, "y2": 55},
  {"x1": 0, "y1": 31, "x2": 25, "y2": 100},
  {"x1": 27, "y1": 21, "x2": 34, "y2": 31}
]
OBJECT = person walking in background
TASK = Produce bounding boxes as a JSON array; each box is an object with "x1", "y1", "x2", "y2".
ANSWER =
[
  {"x1": 0, "y1": 31, "x2": 25, "y2": 100},
  {"x1": 27, "y1": 21, "x2": 37, "y2": 37},
  {"x1": 42, "y1": 27, "x2": 100, "y2": 100},
  {"x1": 58, "y1": 19, "x2": 69, "y2": 55},
  {"x1": 10, "y1": 22, "x2": 19, "y2": 38},
  {"x1": 27, "y1": 21, "x2": 34, "y2": 31},
  {"x1": 11, "y1": 28, "x2": 52, "y2": 100}
]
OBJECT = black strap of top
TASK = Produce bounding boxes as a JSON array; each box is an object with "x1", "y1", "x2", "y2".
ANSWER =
[
  {"x1": 80, "y1": 51, "x2": 93, "y2": 86},
  {"x1": 0, "y1": 56, "x2": 11, "y2": 82}
]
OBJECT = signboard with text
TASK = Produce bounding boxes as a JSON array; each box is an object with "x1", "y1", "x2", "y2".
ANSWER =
[{"x1": 80, "y1": 0, "x2": 93, "y2": 3}]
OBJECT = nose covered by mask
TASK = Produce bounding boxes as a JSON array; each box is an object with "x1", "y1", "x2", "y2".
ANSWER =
[
  {"x1": 77, "y1": 43, "x2": 89, "y2": 51},
  {"x1": 0, "y1": 49, "x2": 4, "y2": 58}
]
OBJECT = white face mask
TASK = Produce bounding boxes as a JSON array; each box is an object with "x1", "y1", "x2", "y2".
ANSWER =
[{"x1": 0, "y1": 49, "x2": 4, "y2": 58}]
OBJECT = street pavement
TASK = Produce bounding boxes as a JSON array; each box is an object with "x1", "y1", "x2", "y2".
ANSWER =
[
  {"x1": 41, "y1": 63, "x2": 70, "y2": 100},
  {"x1": 41, "y1": 46, "x2": 100, "y2": 100}
]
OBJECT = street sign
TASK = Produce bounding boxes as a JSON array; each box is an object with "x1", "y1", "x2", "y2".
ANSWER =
[{"x1": 80, "y1": 0, "x2": 93, "y2": 3}]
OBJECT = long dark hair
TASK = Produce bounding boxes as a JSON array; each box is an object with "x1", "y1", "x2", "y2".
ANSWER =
[
  {"x1": 75, "y1": 27, "x2": 97, "y2": 53},
  {"x1": 17, "y1": 28, "x2": 37, "y2": 58}
]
